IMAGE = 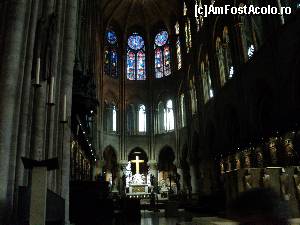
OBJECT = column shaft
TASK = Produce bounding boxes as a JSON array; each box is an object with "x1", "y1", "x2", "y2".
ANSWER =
[{"x1": 0, "y1": 0, "x2": 28, "y2": 222}]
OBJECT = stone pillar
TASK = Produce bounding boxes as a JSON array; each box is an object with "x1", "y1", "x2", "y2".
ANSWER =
[
  {"x1": 234, "y1": 22, "x2": 247, "y2": 64},
  {"x1": 15, "y1": 0, "x2": 40, "y2": 189},
  {"x1": 148, "y1": 160, "x2": 158, "y2": 191},
  {"x1": 59, "y1": 0, "x2": 78, "y2": 224},
  {"x1": 189, "y1": 164, "x2": 199, "y2": 194},
  {"x1": 0, "y1": 0, "x2": 28, "y2": 223},
  {"x1": 118, "y1": 160, "x2": 128, "y2": 194},
  {"x1": 29, "y1": 167, "x2": 48, "y2": 225},
  {"x1": 176, "y1": 167, "x2": 184, "y2": 191}
]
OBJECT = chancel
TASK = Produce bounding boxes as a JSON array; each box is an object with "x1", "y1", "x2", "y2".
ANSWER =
[{"x1": 0, "y1": 0, "x2": 300, "y2": 225}]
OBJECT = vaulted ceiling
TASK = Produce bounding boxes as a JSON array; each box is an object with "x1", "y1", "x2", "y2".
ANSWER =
[{"x1": 101, "y1": 0, "x2": 181, "y2": 33}]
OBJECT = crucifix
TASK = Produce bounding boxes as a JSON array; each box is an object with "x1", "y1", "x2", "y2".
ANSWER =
[{"x1": 131, "y1": 155, "x2": 144, "y2": 174}]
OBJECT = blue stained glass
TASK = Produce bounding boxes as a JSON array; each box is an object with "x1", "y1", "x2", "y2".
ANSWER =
[
  {"x1": 137, "y1": 51, "x2": 146, "y2": 80},
  {"x1": 155, "y1": 48, "x2": 163, "y2": 78},
  {"x1": 128, "y1": 33, "x2": 144, "y2": 50},
  {"x1": 164, "y1": 45, "x2": 171, "y2": 76},
  {"x1": 127, "y1": 50, "x2": 135, "y2": 80},
  {"x1": 111, "y1": 50, "x2": 117, "y2": 77},
  {"x1": 155, "y1": 31, "x2": 168, "y2": 47},
  {"x1": 106, "y1": 30, "x2": 117, "y2": 44}
]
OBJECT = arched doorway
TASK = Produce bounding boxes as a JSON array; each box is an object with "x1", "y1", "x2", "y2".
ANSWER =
[
  {"x1": 158, "y1": 146, "x2": 176, "y2": 193},
  {"x1": 103, "y1": 146, "x2": 118, "y2": 187}
]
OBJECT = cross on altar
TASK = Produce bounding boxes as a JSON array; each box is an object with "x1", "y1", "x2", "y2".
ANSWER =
[{"x1": 131, "y1": 155, "x2": 144, "y2": 174}]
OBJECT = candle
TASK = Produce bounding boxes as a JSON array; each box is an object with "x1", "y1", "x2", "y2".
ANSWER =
[
  {"x1": 36, "y1": 58, "x2": 40, "y2": 85},
  {"x1": 63, "y1": 94, "x2": 67, "y2": 121},
  {"x1": 49, "y1": 76, "x2": 54, "y2": 103}
]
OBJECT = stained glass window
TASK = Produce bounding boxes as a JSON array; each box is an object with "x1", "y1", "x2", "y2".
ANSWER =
[
  {"x1": 104, "y1": 30, "x2": 119, "y2": 78},
  {"x1": 137, "y1": 51, "x2": 146, "y2": 80},
  {"x1": 223, "y1": 27, "x2": 233, "y2": 79},
  {"x1": 138, "y1": 105, "x2": 146, "y2": 133},
  {"x1": 155, "y1": 48, "x2": 163, "y2": 78},
  {"x1": 107, "y1": 30, "x2": 117, "y2": 44},
  {"x1": 176, "y1": 38, "x2": 182, "y2": 70},
  {"x1": 248, "y1": 45, "x2": 255, "y2": 58},
  {"x1": 183, "y1": 2, "x2": 187, "y2": 16},
  {"x1": 154, "y1": 30, "x2": 171, "y2": 78},
  {"x1": 195, "y1": 0, "x2": 204, "y2": 31},
  {"x1": 165, "y1": 100, "x2": 174, "y2": 131},
  {"x1": 216, "y1": 37, "x2": 226, "y2": 87},
  {"x1": 128, "y1": 34, "x2": 144, "y2": 50},
  {"x1": 127, "y1": 33, "x2": 146, "y2": 80},
  {"x1": 185, "y1": 19, "x2": 192, "y2": 53},
  {"x1": 112, "y1": 105, "x2": 117, "y2": 132},
  {"x1": 127, "y1": 50, "x2": 136, "y2": 80},
  {"x1": 202, "y1": 56, "x2": 214, "y2": 104},
  {"x1": 180, "y1": 94, "x2": 186, "y2": 127},
  {"x1": 175, "y1": 22, "x2": 180, "y2": 35},
  {"x1": 175, "y1": 22, "x2": 182, "y2": 70},
  {"x1": 190, "y1": 79, "x2": 197, "y2": 114},
  {"x1": 155, "y1": 31, "x2": 168, "y2": 46},
  {"x1": 163, "y1": 46, "x2": 171, "y2": 76}
]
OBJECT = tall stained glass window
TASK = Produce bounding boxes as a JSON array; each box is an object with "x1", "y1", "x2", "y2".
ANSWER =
[
  {"x1": 190, "y1": 79, "x2": 198, "y2": 114},
  {"x1": 216, "y1": 37, "x2": 226, "y2": 87},
  {"x1": 165, "y1": 100, "x2": 174, "y2": 131},
  {"x1": 138, "y1": 105, "x2": 146, "y2": 133},
  {"x1": 180, "y1": 94, "x2": 186, "y2": 127},
  {"x1": 201, "y1": 55, "x2": 214, "y2": 104},
  {"x1": 175, "y1": 22, "x2": 182, "y2": 70},
  {"x1": 183, "y1": 2, "x2": 187, "y2": 16},
  {"x1": 112, "y1": 105, "x2": 117, "y2": 132},
  {"x1": 185, "y1": 18, "x2": 192, "y2": 53},
  {"x1": 223, "y1": 27, "x2": 233, "y2": 79},
  {"x1": 195, "y1": 0, "x2": 204, "y2": 31},
  {"x1": 154, "y1": 31, "x2": 171, "y2": 78},
  {"x1": 104, "y1": 30, "x2": 119, "y2": 78},
  {"x1": 127, "y1": 33, "x2": 146, "y2": 80}
]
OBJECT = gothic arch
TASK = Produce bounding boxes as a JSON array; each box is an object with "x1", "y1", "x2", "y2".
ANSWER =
[
  {"x1": 103, "y1": 145, "x2": 118, "y2": 182},
  {"x1": 128, "y1": 147, "x2": 149, "y2": 175}
]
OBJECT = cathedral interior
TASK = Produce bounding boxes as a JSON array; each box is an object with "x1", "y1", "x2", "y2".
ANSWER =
[{"x1": 0, "y1": 0, "x2": 300, "y2": 224}]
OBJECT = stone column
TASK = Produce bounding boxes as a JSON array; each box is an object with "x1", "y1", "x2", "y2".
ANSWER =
[
  {"x1": 29, "y1": 167, "x2": 48, "y2": 225},
  {"x1": 59, "y1": 0, "x2": 78, "y2": 224},
  {"x1": 176, "y1": 167, "x2": 184, "y2": 191},
  {"x1": 189, "y1": 164, "x2": 199, "y2": 194},
  {"x1": 15, "y1": 0, "x2": 40, "y2": 189},
  {"x1": 0, "y1": 0, "x2": 28, "y2": 223},
  {"x1": 118, "y1": 160, "x2": 128, "y2": 194},
  {"x1": 234, "y1": 22, "x2": 247, "y2": 63},
  {"x1": 148, "y1": 160, "x2": 158, "y2": 191}
]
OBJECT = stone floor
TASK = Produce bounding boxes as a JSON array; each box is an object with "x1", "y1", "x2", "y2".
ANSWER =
[{"x1": 109, "y1": 209, "x2": 191, "y2": 225}]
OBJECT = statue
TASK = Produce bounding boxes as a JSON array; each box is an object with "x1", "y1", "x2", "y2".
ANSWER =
[
  {"x1": 268, "y1": 137, "x2": 278, "y2": 165},
  {"x1": 150, "y1": 174, "x2": 155, "y2": 186},
  {"x1": 293, "y1": 167, "x2": 300, "y2": 199},
  {"x1": 174, "y1": 173, "x2": 181, "y2": 192},
  {"x1": 235, "y1": 154, "x2": 241, "y2": 170},
  {"x1": 262, "y1": 168, "x2": 271, "y2": 188},
  {"x1": 244, "y1": 169, "x2": 252, "y2": 191},
  {"x1": 283, "y1": 136, "x2": 296, "y2": 165},
  {"x1": 280, "y1": 168, "x2": 290, "y2": 201}
]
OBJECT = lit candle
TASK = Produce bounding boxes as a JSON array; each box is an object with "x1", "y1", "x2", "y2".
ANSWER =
[
  {"x1": 49, "y1": 76, "x2": 54, "y2": 103},
  {"x1": 36, "y1": 58, "x2": 40, "y2": 85},
  {"x1": 63, "y1": 94, "x2": 67, "y2": 121}
]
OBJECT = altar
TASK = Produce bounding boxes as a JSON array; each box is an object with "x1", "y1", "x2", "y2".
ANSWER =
[
  {"x1": 129, "y1": 184, "x2": 149, "y2": 194},
  {"x1": 123, "y1": 155, "x2": 152, "y2": 198}
]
